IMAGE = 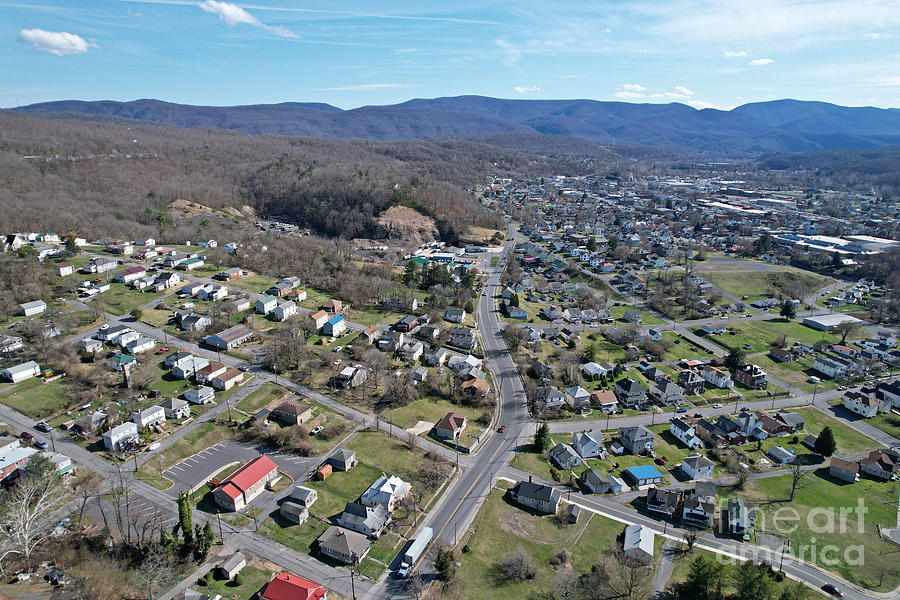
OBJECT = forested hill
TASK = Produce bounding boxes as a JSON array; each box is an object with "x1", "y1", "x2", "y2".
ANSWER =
[{"x1": 12, "y1": 96, "x2": 900, "y2": 155}]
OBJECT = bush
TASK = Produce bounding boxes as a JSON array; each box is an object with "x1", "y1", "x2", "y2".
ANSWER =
[
  {"x1": 197, "y1": 575, "x2": 209, "y2": 586},
  {"x1": 501, "y1": 546, "x2": 536, "y2": 580},
  {"x1": 317, "y1": 420, "x2": 348, "y2": 441},
  {"x1": 549, "y1": 467, "x2": 561, "y2": 482}
]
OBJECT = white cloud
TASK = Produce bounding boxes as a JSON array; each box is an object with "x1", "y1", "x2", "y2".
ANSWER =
[
  {"x1": 652, "y1": 85, "x2": 694, "y2": 99},
  {"x1": 621, "y1": 83, "x2": 646, "y2": 92},
  {"x1": 864, "y1": 32, "x2": 883, "y2": 39},
  {"x1": 17, "y1": 28, "x2": 94, "y2": 56},
  {"x1": 199, "y1": 0, "x2": 299, "y2": 38},
  {"x1": 873, "y1": 75, "x2": 900, "y2": 86},
  {"x1": 688, "y1": 100, "x2": 718, "y2": 109},
  {"x1": 514, "y1": 85, "x2": 541, "y2": 94},
  {"x1": 750, "y1": 58, "x2": 774, "y2": 66},
  {"x1": 314, "y1": 83, "x2": 414, "y2": 91},
  {"x1": 723, "y1": 50, "x2": 747, "y2": 57}
]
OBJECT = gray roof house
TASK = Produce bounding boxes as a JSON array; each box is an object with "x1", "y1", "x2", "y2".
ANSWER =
[
  {"x1": 336, "y1": 502, "x2": 391, "y2": 538},
  {"x1": 318, "y1": 526, "x2": 370, "y2": 564},
  {"x1": 509, "y1": 480, "x2": 561, "y2": 515},
  {"x1": 618, "y1": 425, "x2": 655, "y2": 455},
  {"x1": 549, "y1": 443, "x2": 581, "y2": 470}
]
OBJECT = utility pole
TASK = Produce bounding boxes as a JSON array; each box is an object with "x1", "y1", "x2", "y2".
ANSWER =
[
  {"x1": 216, "y1": 505, "x2": 225, "y2": 544},
  {"x1": 349, "y1": 558, "x2": 358, "y2": 600},
  {"x1": 49, "y1": 429, "x2": 56, "y2": 453}
]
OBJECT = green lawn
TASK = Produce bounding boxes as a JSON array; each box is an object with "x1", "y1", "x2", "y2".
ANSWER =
[
  {"x1": 89, "y1": 283, "x2": 167, "y2": 316},
  {"x1": 609, "y1": 304, "x2": 665, "y2": 325},
  {"x1": 865, "y1": 411, "x2": 900, "y2": 439},
  {"x1": 700, "y1": 268, "x2": 833, "y2": 304},
  {"x1": 794, "y1": 407, "x2": 880, "y2": 454},
  {"x1": 227, "y1": 272, "x2": 280, "y2": 294},
  {"x1": 236, "y1": 382, "x2": 287, "y2": 413},
  {"x1": 195, "y1": 564, "x2": 272, "y2": 600},
  {"x1": 452, "y1": 482, "x2": 627, "y2": 600},
  {"x1": 385, "y1": 396, "x2": 487, "y2": 446},
  {"x1": 0, "y1": 377, "x2": 75, "y2": 419},
  {"x1": 752, "y1": 354, "x2": 839, "y2": 394},
  {"x1": 726, "y1": 470, "x2": 900, "y2": 591},
  {"x1": 660, "y1": 331, "x2": 717, "y2": 361},
  {"x1": 140, "y1": 307, "x2": 173, "y2": 328}
]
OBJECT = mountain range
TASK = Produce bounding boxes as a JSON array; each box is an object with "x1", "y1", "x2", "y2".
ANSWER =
[{"x1": 12, "y1": 96, "x2": 900, "y2": 155}]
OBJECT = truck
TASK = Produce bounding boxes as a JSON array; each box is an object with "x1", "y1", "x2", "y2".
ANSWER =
[{"x1": 398, "y1": 526, "x2": 433, "y2": 578}]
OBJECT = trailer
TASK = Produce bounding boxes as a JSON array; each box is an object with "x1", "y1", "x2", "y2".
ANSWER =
[{"x1": 398, "y1": 526, "x2": 433, "y2": 578}]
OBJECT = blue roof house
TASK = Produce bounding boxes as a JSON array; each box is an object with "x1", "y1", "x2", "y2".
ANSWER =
[{"x1": 623, "y1": 465, "x2": 664, "y2": 487}]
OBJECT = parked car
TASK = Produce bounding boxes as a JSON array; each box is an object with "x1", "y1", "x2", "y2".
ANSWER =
[
  {"x1": 676, "y1": 407, "x2": 687, "y2": 413},
  {"x1": 34, "y1": 422, "x2": 51, "y2": 433},
  {"x1": 155, "y1": 346, "x2": 170, "y2": 355},
  {"x1": 310, "y1": 425, "x2": 324, "y2": 436},
  {"x1": 498, "y1": 425, "x2": 506, "y2": 433},
  {"x1": 713, "y1": 403, "x2": 723, "y2": 409},
  {"x1": 20, "y1": 432, "x2": 33, "y2": 442},
  {"x1": 34, "y1": 439, "x2": 49, "y2": 450}
]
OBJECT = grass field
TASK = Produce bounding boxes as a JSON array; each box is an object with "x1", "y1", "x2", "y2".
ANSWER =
[
  {"x1": 700, "y1": 268, "x2": 833, "y2": 304},
  {"x1": 385, "y1": 396, "x2": 487, "y2": 445},
  {"x1": 451, "y1": 482, "x2": 628, "y2": 600},
  {"x1": 236, "y1": 382, "x2": 287, "y2": 413},
  {"x1": 222, "y1": 272, "x2": 279, "y2": 294},
  {"x1": 660, "y1": 331, "x2": 717, "y2": 361},
  {"x1": 609, "y1": 304, "x2": 665, "y2": 325},
  {"x1": 726, "y1": 469, "x2": 900, "y2": 591},
  {"x1": 0, "y1": 377, "x2": 74, "y2": 419},
  {"x1": 751, "y1": 354, "x2": 839, "y2": 393},
  {"x1": 195, "y1": 563, "x2": 272, "y2": 600},
  {"x1": 90, "y1": 284, "x2": 165, "y2": 316},
  {"x1": 865, "y1": 410, "x2": 900, "y2": 439},
  {"x1": 793, "y1": 407, "x2": 879, "y2": 454}
]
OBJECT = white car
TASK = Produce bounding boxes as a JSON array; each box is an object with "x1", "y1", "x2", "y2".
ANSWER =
[
  {"x1": 713, "y1": 403, "x2": 723, "y2": 409},
  {"x1": 310, "y1": 425, "x2": 324, "y2": 436}
]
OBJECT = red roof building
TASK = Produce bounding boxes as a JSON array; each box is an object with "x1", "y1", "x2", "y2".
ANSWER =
[
  {"x1": 261, "y1": 572, "x2": 327, "y2": 600},
  {"x1": 213, "y1": 455, "x2": 279, "y2": 511}
]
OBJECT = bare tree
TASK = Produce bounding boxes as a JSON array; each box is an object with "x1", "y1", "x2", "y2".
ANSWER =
[
  {"x1": 501, "y1": 546, "x2": 536, "y2": 580},
  {"x1": 788, "y1": 463, "x2": 811, "y2": 501},
  {"x1": 130, "y1": 545, "x2": 174, "y2": 599},
  {"x1": 74, "y1": 470, "x2": 103, "y2": 526},
  {"x1": 0, "y1": 456, "x2": 65, "y2": 573}
]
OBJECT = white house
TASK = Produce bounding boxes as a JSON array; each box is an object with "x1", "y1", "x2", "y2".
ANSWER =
[
  {"x1": 681, "y1": 453, "x2": 715, "y2": 480},
  {"x1": 360, "y1": 475, "x2": 411, "y2": 511},
  {"x1": 843, "y1": 392, "x2": 882, "y2": 418},
  {"x1": 323, "y1": 315, "x2": 346, "y2": 336},
  {"x1": 159, "y1": 398, "x2": 191, "y2": 419},
  {"x1": 185, "y1": 385, "x2": 216, "y2": 404},
  {"x1": 102, "y1": 422, "x2": 139, "y2": 450},
  {"x1": 572, "y1": 430, "x2": 605, "y2": 459},
  {"x1": 132, "y1": 406, "x2": 166, "y2": 429},
  {"x1": 701, "y1": 366, "x2": 733, "y2": 389},
  {"x1": 669, "y1": 417, "x2": 702, "y2": 450},
  {"x1": 623, "y1": 524, "x2": 655, "y2": 565},
  {"x1": 1, "y1": 361, "x2": 41, "y2": 383},
  {"x1": 272, "y1": 301, "x2": 298, "y2": 322},
  {"x1": 18, "y1": 300, "x2": 46, "y2": 317},
  {"x1": 813, "y1": 356, "x2": 851, "y2": 379},
  {"x1": 256, "y1": 296, "x2": 278, "y2": 315}
]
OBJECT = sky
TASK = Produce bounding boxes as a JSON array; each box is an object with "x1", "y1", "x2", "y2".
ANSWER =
[{"x1": 2, "y1": 0, "x2": 900, "y2": 110}]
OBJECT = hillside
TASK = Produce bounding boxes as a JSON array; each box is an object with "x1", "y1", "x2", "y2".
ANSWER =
[{"x1": 12, "y1": 96, "x2": 900, "y2": 155}]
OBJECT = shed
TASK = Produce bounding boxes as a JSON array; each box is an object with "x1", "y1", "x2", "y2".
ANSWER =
[
  {"x1": 316, "y1": 464, "x2": 333, "y2": 480},
  {"x1": 217, "y1": 552, "x2": 246, "y2": 580},
  {"x1": 280, "y1": 501, "x2": 309, "y2": 524}
]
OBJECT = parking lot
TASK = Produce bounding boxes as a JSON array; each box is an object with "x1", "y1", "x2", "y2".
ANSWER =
[{"x1": 162, "y1": 440, "x2": 317, "y2": 496}]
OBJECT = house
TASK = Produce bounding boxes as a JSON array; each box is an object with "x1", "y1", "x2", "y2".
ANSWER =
[
  {"x1": 327, "y1": 449, "x2": 358, "y2": 472},
  {"x1": 321, "y1": 299, "x2": 343, "y2": 313},
  {"x1": 508, "y1": 480, "x2": 561, "y2": 514},
  {"x1": 860, "y1": 449, "x2": 898, "y2": 480},
  {"x1": 204, "y1": 325, "x2": 254, "y2": 350},
  {"x1": 701, "y1": 366, "x2": 733, "y2": 389},
  {"x1": 623, "y1": 309, "x2": 643, "y2": 324},
  {"x1": 581, "y1": 362, "x2": 608, "y2": 380},
  {"x1": 0, "y1": 440, "x2": 38, "y2": 482},
  {"x1": 398, "y1": 340, "x2": 424, "y2": 363},
  {"x1": 448, "y1": 354, "x2": 482, "y2": 371},
  {"x1": 572, "y1": 430, "x2": 604, "y2": 459},
  {"x1": 18, "y1": 300, "x2": 46, "y2": 317},
  {"x1": 230, "y1": 297, "x2": 252, "y2": 313},
  {"x1": 615, "y1": 378, "x2": 648, "y2": 407},
  {"x1": 260, "y1": 573, "x2": 327, "y2": 600},
  {"x1": 180, "y1": 314, "x2": 212, "y2": 332},
  {"x1": 309, "y1": 310, "x2": 329, "y2": 331},
  {"x1": 678, "y1": 370, "x2": 705, "y2": 395},
  {"x1": 829, "y1": 457, "x2": 860, "y2": 483},
  {"x1": 360, "y1": 475, "x2": 411, "y2": 511},
  {"x1": 360, "y1": 324, "x2": 383, "y2": 345},
  {"x1": 424, "y1": 347, "x2": 450, "y2": 367},
  {"x1": 769, "y1": 347, "x2": 795, "y2": 363},
  {"x1": 700, "y1": 323, "x2": 726, "y2": 335},
  {"x1": 775, "y1": 410, "x2": 804, "y2": 433},
  {"x1": 323, "y1": 316, "x2": 346, "y2": 336},
  {"x1": 0, "y1": 334, "x2": 23, "y2": 353},
  {"x1": 216, "y1": 267, "x2": 244, "y2": 282},
  {"x1": 590, "y1": 390, "x2": 619, "y2": 412},
  {"x1": 565, "y1": 386, "x2": 591, "y2": 410},
  {"x1": 159, "y1": 398, "x2": 190, "y2": 420},
  {"x1": 813, "y1": 355, "x2": 852, "y2": 379},
  {"x1": 582, "y1": 470, "x2": 625, "y2": 494},
  {"x1": 317, "y1": 526, "x2": 370, "y2": 565},
  {"x1": 217, "y1": 552, "x2": 246, "y2": 581},
  {"x1": 506, "y1": 305, "x2": 528, "y2": 320},
  {"x1": 211, "y1": 369, "x2": 244, "y2": 391},
  {"x1": 843, "y1": 390, "x2": 882, "y2": 418},
  {"x1": 106, "y1": 353, "x2": 137, "y2": 372},
  {"x1": 272, "y1": 301, "x2": 298, "y2": 322},
  {"x1": 641, "y1": 486, "x2": 678, "y2": 520},
  {"x1": 433, "y1": 412, "x2": 467, "y2": 441},
  {"x1": 1, "y1": 361, "x2": 41, "y2": 383},
  {"x1": 336, "y1": 365, "x2": 368, "y2": 389},
  {"x1": 195, "y1": 362, "x2": 228, "y2": 384},
  {"x1": 650, "y1": 381, "x2": 685, "y2": 406},
  {"x1": 539, "y1": 386, "x2": 567, "y2": 408},
  {"x1": 734, "y1": 364, "x2": 767, "y2": 389},
  {"x1": 71, "y1": 411, "x2": 107, "y2": 437},
  {"x1": 618, "y1": 425, "x2": 655, "y2": 454},
  {"x1": 256, "y1": 296, "x2": 278, "y2": 315},
  {"x1": 132, "y1": 406, "x2": 166, "y2": 429},
  {"x1": 448, "y1": 327, "x2": 476, "y2": 351},
  {"x1": 115, "y1": 266, "x2": 147, "y2": 283},
  {"x1": 337, "y1": 502, "x2": 391, "y2": 538},
  {"x1": 728, "y1": 497, "x2": 754, "y2": 539},
  {"x1": 444, "y1": 308, "x2": 466, "y2": 323},
  {"x1": 669, "y1": 418, "x2": 702, "y2": 449},
  {"x1": 57, "y1": 262, "x2": 74, "y2": 277},
  {"x1": 151, "y1": 271, "x2": 181, "y2": 291},
  {"x1": 681, "y1": 453, "x2": 715, "y2": 480},
  {"x1": 550, "y1": 443, "x2": 582, "y2": 470},
  {"x1": 270, "y1": 401, "x2": 314, "y2": 425},
  {"x1": 102, "y1": 422, "x2": 139, "y2": 451},
  {"x1": 289, "y1": 485, "x2": 318, "y2": 508},
  {"x1": 766, "y1": 446, "x2": 795, "y2": 465},
  {"x1": 625, "y1": 464, "x2": 664, "y2": 487},
  {"x1": 681, "y1": 490, "x2": 716, "y2": 528},
  {"x1": 623, "y1": 525, "x2": 655, "y2": 565},
  {"x1": 280, "y1": 503, "x2": 309, "y2": 528},
  {"x1": 172, "y1": 356, "x2": 210, "y2": 379},
  {"x1": 185, "y1": 385, "x2": 216, "y2": 404},
  {"x1": 213, "y1": 455, "x2": 280, "y2": 511}
]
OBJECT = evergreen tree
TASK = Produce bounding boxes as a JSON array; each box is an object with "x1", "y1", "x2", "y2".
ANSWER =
[
  {"x1": 724, "y1": 346, "x2": 747, "y2": 371},
  {"x1": 814, "y1": 426, "x2": 837, "y2": 457},
  {"x1": 534, "y1": 422, "x2": 552, "y2": 453},
  {"x1": 680, "y1": 555, "x2": 722, "y2": 600},
  {"x1": 732, "y1": 562, "x2": 776, "y2": 600},
  {"x1": 402, "y1": 260, "x2": 419, "y2": 286},
  {"x1": 832, "y1": 251, "x2": 842, "y2": 270},
  {"x1": 510, "y1": 293, "x2": 520, "y2": 307},
  {"x1": 779, "y1": 299, "x2": 797, "y2": 320},
  {"x1": 176, "y1": 492, "x2": 194, "y2": 548},
  {"x1": 435, "y1": 548, "x2": 456, "y2": 582},
  {"x1": 587, "y1": 236, "x2": 597, "y2": 252}
]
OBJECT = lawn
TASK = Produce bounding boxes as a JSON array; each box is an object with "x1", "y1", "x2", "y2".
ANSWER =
[
  {"x1": 609, "y1": 304, "x2": 665, "y2": 326},
  {"x1": 140, "y1": 307, "x2": 173, "y2": 328},
  {"x1": 452, "y1": 483, "x2": 627, "y2": 600},
  {"x1": 866, "y1": 410, "x2": 900, "y2": 439},
  {"x1": 0, "y1": 376, "x2": 74, "y2": 419},
  {"x1": 227, "y1": 272, "x2": 279, "y2": 294},
  {"x1": 195, "y1": 563, "x2": 272, "y2": 600},
  {"x1": 89, "y1": 283, "x2": 166, "y2": 316},
  {"x1": 660, "y1": 331, "x2": 717, "y2": 362},
  {"x1": 385, "y1": 396, "x2": 487, "y2": 447},
  {"x1": 700, "y1": 268, "x2": 833, "y2": 304},
  {"x1": 236, "y1": 382, "x2": 287, "y2": 414},
  {"x1": 752, "y1": 354, "x2": 840, "y2": 394},
  {"x1": 727, "y1": 469, "x2": 900, "y2": 591},
  {"x1": 793, "y1": 407, "x2": 880, "y2": 454}
]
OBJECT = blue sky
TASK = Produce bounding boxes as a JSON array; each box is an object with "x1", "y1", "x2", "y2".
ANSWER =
[{"x1": 2, "y1": 0, "x2": 900, "y2": 110}]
